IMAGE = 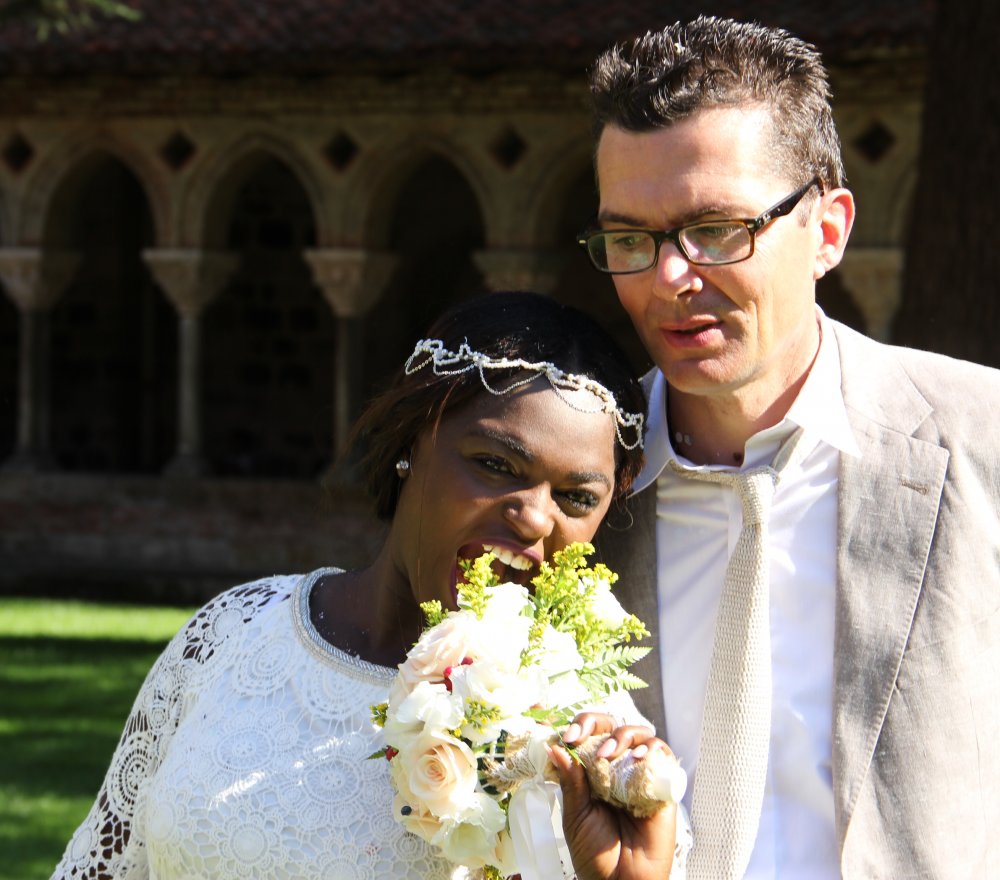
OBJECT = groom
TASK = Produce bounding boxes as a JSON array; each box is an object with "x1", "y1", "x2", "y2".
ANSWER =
[{"x1": 581, "y1": 15, "x2": 1000, "y2": 879}]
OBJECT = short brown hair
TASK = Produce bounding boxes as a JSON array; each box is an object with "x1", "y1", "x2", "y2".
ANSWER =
[
  {"x1": 590, "y1": 16, "x2": 845, "y2": 188},
  {"x1": 347, "y1": 291, "x2": 645, "y2": 520}
]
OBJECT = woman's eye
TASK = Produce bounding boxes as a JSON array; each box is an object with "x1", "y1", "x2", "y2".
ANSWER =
[
  {"x1": 560, "y1": 489, "x2": 600, "y2": 512},
  {"x1": 475, "y1": 455, "x2": 513, "y2": 475}
]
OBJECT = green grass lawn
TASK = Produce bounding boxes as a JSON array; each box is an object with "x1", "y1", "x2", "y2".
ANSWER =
[{"x1": 0, "y1": 598, "x2": 196, "y2": 880}]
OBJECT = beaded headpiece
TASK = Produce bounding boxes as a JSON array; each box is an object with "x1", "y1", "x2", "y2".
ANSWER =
[{"x1": 404, "y1": 338, "x2": 645, "y2": 450}]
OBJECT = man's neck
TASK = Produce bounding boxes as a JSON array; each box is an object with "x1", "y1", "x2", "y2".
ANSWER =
[
  {"x1": 667, "y1": 381, "x2": 804, "y2": 465},
  {"x1": 667, "y1": 334, "x2": 822, "y2": 466}
]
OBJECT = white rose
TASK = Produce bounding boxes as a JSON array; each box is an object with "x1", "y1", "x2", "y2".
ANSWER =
[
  {"x1": 468, "y1": 585, "x2": 533, "y2": 672},
  {"x1": 545, "y1": 669, "x2": 592, "y2": 712},
  {"x1": 383, "y1": 680, "x2": 464, "y2": 753},
  {"x1": 590, "y1": 578, "x2": 629, "y2": 628},
  {"x1": 450, "y1": 663, "x2": 546, "y2": 745},
  {"x1": 407, "y1": 730, "x2": 479, "y2": 819},
  {"x1": 434, "y1": 792, "x2": 507, "y2": 867},
  {"x1": 535, "y1": 626, "x2": 584, "y2": 678},
  {"x1": 480, "y1": 581, "x2": 532, "y2": 620}
]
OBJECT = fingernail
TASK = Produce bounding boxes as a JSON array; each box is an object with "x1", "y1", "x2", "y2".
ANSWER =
[
  {"x1": 564, "y1": 723, "x2": 581, "y2": 742},
  {"x1": 597, "y1": 738, "x2": 616, "y2": 759},
  {"x1": 631, "y1": 744, "x2": 648, "y2": 760}
]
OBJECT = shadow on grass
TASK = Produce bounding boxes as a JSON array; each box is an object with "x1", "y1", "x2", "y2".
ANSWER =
[{"x1": 1, "y1": 634, "x2": 170, "y2": 880}]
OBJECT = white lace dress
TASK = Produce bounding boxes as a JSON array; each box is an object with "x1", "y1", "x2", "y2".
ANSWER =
[{"x1": 51, "y1": 569, "x2": 467, "y2": 880}]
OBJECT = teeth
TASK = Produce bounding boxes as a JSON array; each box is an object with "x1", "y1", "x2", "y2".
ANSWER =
[{"x1": 482, "y1": 545, "x2": 533, "y2": 571}]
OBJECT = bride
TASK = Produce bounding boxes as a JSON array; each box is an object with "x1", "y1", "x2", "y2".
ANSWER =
[{"x1": 51, "y1": 291, "x2": 676, "y2": 880}]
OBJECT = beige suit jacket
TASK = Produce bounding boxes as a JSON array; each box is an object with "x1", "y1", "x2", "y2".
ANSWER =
[{"x1": 595, "y1": 321, "x2": 1000, "y2": 878}]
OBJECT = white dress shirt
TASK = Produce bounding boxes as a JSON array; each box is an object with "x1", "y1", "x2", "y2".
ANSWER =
[{"x1": 632, "y1": 312, "x2": 861, "y2": 879}]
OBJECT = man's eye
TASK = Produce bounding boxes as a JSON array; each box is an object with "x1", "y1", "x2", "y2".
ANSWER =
[
  {"x1": 609, "y1": 232, "x2": 648, "y2": 251},
  {"x1": 691, "y1": 222, "x2": 740, "y2": 241}
]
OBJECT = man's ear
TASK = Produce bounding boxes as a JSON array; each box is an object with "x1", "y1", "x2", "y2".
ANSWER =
[{"x1": 813, "y1": 187, "x2": 855, "y2": 280}]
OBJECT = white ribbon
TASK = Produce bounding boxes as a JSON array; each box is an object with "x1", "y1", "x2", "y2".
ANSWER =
[{"x1": 507, "y1": 778, "x2": 573, "y2": 880}]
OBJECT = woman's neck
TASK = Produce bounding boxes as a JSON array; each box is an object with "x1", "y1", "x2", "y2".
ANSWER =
[{"x1": 309, "y1": 563, "x2": 422, "y2": 667}]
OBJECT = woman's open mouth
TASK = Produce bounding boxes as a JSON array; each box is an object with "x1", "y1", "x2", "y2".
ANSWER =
[{"x1": 455, "y1": 542, "x2": 538, "y2": 589}]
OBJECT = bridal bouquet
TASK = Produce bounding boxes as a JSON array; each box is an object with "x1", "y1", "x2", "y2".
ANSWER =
[{"x1": 371, "y1": 542, "x2": 687, "y2": 880}]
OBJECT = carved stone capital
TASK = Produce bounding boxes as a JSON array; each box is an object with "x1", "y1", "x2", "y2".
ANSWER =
[
  {"x1": 304, "y1": 248, "x2": 397, "y2": 317},
  {"x1": 472, "y1": 248, "x2": 564, "y2": 295},
  {"x1": 0, "y1": 247, "x2": 81, "y2": 311},
  {"x1": 836, "y1": 246, "x2": 904, "y2": 341},
  {"x1": 142, "y1": 249, "x2": 239, "y2": 318}
]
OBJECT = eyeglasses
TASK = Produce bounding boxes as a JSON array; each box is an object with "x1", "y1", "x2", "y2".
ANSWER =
[{"x1": 577, "y1": 178, "x2": 821, "y2": 274}]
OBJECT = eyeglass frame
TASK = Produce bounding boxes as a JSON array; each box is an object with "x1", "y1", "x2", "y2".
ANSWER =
[{"x1": 577, "y1": 177, "x2": 823, "y2": 273}]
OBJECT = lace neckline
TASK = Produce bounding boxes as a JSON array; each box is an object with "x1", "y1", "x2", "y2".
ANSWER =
[{"x1": 291, "y1": 568, "x2": 399, "y2": 686}]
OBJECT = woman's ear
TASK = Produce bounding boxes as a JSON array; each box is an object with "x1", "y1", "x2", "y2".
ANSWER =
[{"x1": 813, "y1": 187, "x2": 855, "y2": 280}]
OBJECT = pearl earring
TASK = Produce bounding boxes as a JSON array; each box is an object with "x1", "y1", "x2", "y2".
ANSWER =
[{"x1": 395, "y1": 458, "x2": 410, "y2": 479}]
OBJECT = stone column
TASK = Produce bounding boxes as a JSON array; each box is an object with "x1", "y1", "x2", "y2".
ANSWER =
[
  {"x1": 836, "y1": 247, "x2": 905, "y2": 342},
  {"x1": 472, "y1": 248, "x2": 563, "y2": 294},
  {"x1": 142, "y1": 249, "x2": 238, "y2": 477},
  {"x1": 0, "y1": 247, "x2": 80, "y2": 472},
  {"x1": 303, "y1": 248, "x2": 397, "y2": 463}
]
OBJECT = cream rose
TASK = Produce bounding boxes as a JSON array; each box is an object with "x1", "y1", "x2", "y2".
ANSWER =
[
  {"x1": 397, "y1": 611, "x2": 480, "y2": 696},
  {"x1": 407, "y1": 731, "x2": 479, "y2": 818}
]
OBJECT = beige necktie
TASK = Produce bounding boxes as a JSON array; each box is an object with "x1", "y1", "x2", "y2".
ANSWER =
[{"x1": 674, "y1": 428, "x2": 806, "y2": 880}]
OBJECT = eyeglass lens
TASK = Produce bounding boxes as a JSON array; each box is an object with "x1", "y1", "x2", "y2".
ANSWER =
[{"x1": 589, "y1": 222, "x2": 753, "y2": 272}]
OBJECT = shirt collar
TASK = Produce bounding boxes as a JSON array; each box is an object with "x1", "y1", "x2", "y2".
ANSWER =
[{"x1": 633, "y1": 308, "x2": 860, "y2": 493}]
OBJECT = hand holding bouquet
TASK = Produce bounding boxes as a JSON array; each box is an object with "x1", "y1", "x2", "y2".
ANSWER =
[{"x1": 371, "y1": 542, "x2": 687, "y2": 880}]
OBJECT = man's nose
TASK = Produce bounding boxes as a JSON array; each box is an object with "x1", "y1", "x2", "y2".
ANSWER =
[{"x1": 652, "y1": 240, "x2": 701, "y2": 298}]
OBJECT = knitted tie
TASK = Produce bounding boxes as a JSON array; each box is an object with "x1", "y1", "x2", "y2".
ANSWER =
[{"x1": 674, "y1": 428, "x2": 806, "y2": 880}]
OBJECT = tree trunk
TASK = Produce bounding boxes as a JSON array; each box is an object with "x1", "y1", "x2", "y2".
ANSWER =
[{"x1": 893, "y1": 0, "x2": 1000, "y2": 368}]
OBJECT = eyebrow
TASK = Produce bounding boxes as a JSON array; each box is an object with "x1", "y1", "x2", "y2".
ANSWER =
[
  {"x1": 597, "y1": 201, "x2": 751, "y2": 228},
  {"x1": 472, "y1": 427, "x2": 613, "y2": 490}
]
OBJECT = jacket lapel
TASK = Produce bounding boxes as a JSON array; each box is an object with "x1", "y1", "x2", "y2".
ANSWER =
[
  {"x1": 594, "y1": 486, "x2": 666, "y2": 732},
  {"x1": 831, "y1": 324, "x2": 949, "y2": 849}
]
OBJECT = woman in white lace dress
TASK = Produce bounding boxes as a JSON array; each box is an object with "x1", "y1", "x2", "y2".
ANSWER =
[{"x1": 51, "y1": 291, "x2": 673, "y2": 880}]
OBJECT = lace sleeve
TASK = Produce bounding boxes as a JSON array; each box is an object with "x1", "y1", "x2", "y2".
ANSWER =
[{"x1": 50, "y1": 579, "x2": 289, "y2": 880}]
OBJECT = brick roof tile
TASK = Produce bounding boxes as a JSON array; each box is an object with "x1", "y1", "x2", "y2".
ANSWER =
[{"x1": 0, "y1": 0, "x2": 933, "y2": 75}]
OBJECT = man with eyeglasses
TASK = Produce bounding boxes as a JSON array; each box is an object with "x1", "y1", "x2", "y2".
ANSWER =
[{"x1": 560, "y1": 15, "x2": 1000, "y2": 880}]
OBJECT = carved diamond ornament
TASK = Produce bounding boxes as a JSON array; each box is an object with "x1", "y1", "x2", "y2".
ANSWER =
[
  {"x1": 853, "y1": 120, "x2": 896, "y2": 163},
  {"x1": 160, "y1": 131, "x2": 197, "y2": 171},
  {"x1": 325, "y1": 131, "x2": 359, "y2": 171},
  {"x1": 2, "y1": 132, "x2": 34, "y2": 173},
  {"x1": 490, "y1": 126, "x2": 528, "y2": 170}
]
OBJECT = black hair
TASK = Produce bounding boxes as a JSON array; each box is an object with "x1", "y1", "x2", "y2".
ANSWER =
[{"x1": 349, "y1": 291, "x2": 646, "y2": 520}]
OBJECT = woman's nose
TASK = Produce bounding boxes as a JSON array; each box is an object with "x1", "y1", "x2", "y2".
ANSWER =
[{"x1": 502, "y1": 486, "x2": 557, "y2": 542}]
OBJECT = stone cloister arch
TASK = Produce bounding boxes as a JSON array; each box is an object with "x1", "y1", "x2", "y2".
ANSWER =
[
  {"x1": 47, "y1": 153, "x2": 177, "y2": 472},
  {"x1": 182, "y1": 131, "x2": 333, "y2": 250},
  {"x1": 199, "y1": 153, "x2": 335, "y2": 479},
  {"x1": 359, "y1": 150, "x2": 487, "y2": 401},
  {"x1": 21, "y1": 132, "x2": 169, "y2": 248}
]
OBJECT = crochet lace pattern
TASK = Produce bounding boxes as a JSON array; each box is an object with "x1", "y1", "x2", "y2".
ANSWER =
[{"x1": 50, "y1": 573, "x2": 466, "y2": 880}]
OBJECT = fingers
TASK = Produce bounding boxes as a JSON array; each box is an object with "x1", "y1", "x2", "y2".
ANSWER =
[
  {"x1": 595, "y1": 727, "x2": 669, "y2": 762},
  {"x1": 547, "y1": 743, "x2": 590, "y2": 815},
  {"x1": 562, "y1": 711, "x2": 615, "y2": 745}
]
